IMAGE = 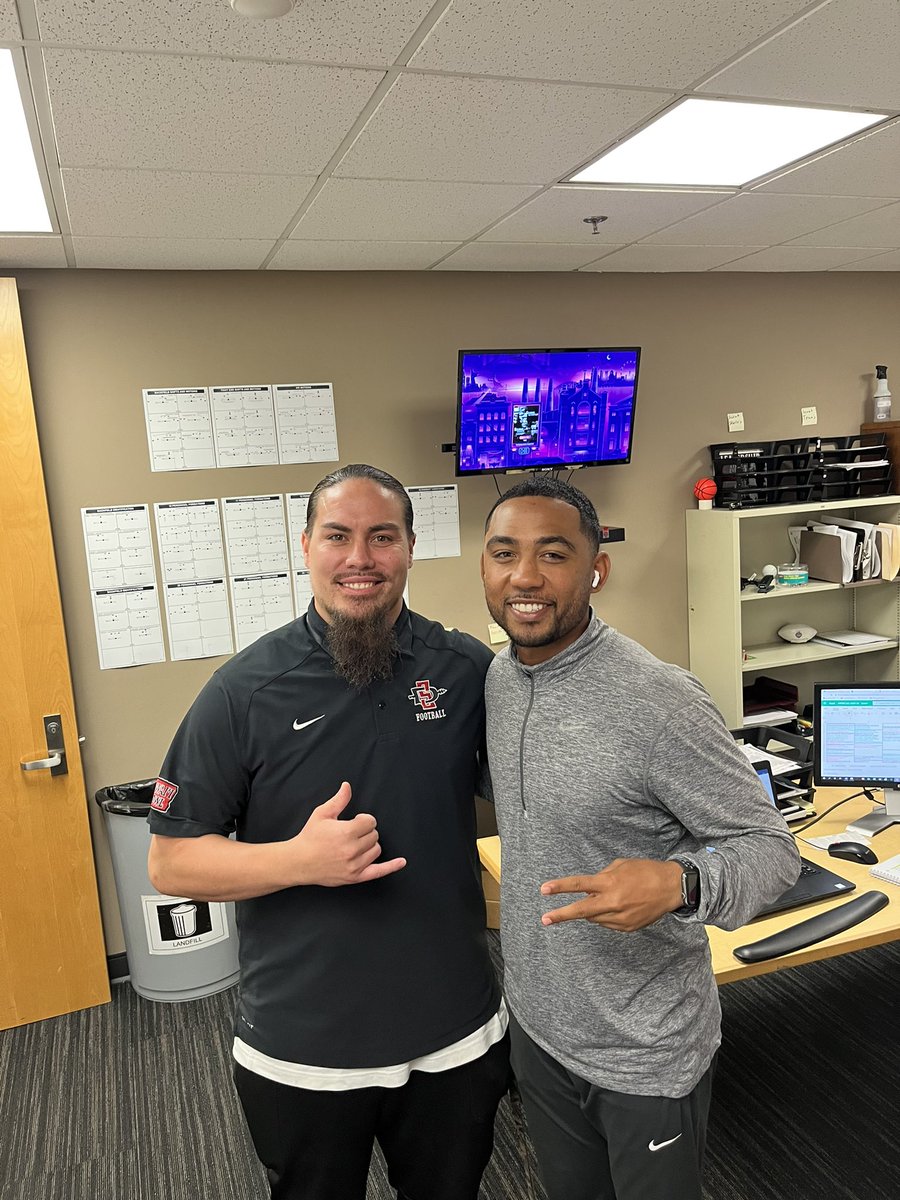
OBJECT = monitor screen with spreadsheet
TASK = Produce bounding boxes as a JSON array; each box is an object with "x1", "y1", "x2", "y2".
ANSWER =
[{"x1": 814, "y1": 682, "x2": 900, "y2": 788}]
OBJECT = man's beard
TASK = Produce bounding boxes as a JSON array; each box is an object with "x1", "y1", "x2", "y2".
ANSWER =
[{"x1": 325, "y1": 606, "x2": 399, "y2": 689}]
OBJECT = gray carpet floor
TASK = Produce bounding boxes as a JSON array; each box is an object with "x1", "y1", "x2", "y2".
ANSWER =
[{"x1": 1, "y1": 932, "x2": 897, "y2": 1199}]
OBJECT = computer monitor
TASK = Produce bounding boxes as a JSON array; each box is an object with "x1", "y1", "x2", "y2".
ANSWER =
[{"x1": 813, "y1": 681, "x2": 900, "y2": 835}]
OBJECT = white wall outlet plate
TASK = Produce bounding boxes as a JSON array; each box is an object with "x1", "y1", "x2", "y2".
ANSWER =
[
  {"x1": 487, "y1": 621, "x2": 509, "y2": 645},
  {"x1": 727, "y1": 411, "x2": 744, "y2": 432},
  {"x1": 801, "y1": 406, "x2": 817, "y2": 425}
]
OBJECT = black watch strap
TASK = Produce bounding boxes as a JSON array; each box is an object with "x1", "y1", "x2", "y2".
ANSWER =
[{"x1": 673, "y1": 857, "x2": 701, "y2": 914}]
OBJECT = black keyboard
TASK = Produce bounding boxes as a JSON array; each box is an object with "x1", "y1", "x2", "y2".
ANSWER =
[{"x1": 733, "y1": 891, "x2": 889, "y2": 963}]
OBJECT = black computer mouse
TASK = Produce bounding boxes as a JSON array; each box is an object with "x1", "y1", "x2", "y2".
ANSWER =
[{"x1": 827, "y1": 841, "x2": 878, "y2": 865}]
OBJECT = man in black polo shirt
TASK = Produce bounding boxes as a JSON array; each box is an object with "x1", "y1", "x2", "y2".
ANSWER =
[{"x1": 148, "y1": 464, "x2": 508, "y2": 1200}]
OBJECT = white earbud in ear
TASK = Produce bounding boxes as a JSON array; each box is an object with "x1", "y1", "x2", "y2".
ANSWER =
[{"x1": 592, "y1": 569, "x2": 600, "y2": 588}]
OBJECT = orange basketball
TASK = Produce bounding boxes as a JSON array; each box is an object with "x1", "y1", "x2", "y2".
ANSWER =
[{"x1": 693, "y1": 478, "x2": 717, "y2": 501}]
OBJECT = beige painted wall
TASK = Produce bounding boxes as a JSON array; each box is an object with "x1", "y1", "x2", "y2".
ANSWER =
[{"x1": 9, "y1": 267, "x2": 900, "y2": 955}]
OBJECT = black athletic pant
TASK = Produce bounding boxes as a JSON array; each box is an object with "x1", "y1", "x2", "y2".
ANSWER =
[
  {"x1": 509, "y1": 1011, "x2": 716, "y2": 1200},
  {"x1": 234, "y1": 1033, "x2": 511, "y2": 1200}
]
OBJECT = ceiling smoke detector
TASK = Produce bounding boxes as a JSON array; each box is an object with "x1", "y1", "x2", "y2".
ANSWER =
[
  {"x1": 583, "y1": 216, "x2": 608, "y2": 234},
  {"x1": 229, "y1": 0, "x2": 296, "y2": 17}
]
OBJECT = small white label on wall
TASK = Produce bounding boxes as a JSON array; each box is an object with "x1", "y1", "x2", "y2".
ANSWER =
[{"x1": 727, "y1": 412, "x2": 744, "y2": 432}]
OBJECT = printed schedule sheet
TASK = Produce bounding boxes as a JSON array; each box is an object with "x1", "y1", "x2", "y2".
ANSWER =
[
  {"x1": 274, "y1": 384, "x2": 339, "y2": 464},
  {"x1": 223, "y1": 494, "x2": 293, "y2": 650},
  {"x1": 154, "y1": 499, "x2": 233, "y2": 660},
  {"x1": 142, "y1": 387, "x2": 216, "y2": 472},
  {"x1": 81, "y1": 504, "x2": 165, "y2": 668},
  {"x1": 407, "y1": 485, "x2": 461, "y2": 559},
  {"x1": 210, "y1": 385, "x2": 279, "y2": 468},
  {"x1": 162, "y1": 580, "x2": 234, "y2": 661}
]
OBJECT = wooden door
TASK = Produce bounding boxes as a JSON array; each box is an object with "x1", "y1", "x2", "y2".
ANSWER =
[{"x1": 0, "y1": 277, "x2": 110, "y2": 1028}]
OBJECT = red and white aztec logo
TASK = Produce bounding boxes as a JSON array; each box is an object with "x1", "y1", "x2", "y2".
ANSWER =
[
  {"x1": 151, "y1": 778, "x2": 179, "y2": 812},
  {"x1": 407, "y1": 679, "x2": 447, "y2": 711}
]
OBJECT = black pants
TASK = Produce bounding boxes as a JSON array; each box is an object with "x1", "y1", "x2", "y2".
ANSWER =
[
  {"x1": 509, "y1": 1012, "x2": 716, "y2": 1200},
  {"x1": 234, "y1": 1033, "x2": 511, "y2": 1200}
]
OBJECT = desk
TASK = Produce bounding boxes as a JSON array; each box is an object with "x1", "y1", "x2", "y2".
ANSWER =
[{"x1": 477, "y1": 788, "x2": 900, "y2": 985}]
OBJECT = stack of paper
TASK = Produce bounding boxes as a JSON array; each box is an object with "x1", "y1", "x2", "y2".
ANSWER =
[
  {"x1": 810, "y1": 629, "x2": 893, "y2": 648},
  {"x1": 739, "y1": 744, "x2": 802, "y2": 776},
  {"x1": 741, "y1": 709, "x2": 798, "y2": 727}
]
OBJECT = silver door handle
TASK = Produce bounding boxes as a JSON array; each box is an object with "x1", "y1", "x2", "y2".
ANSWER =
[
  {"x1": 20, "y1": 714, "x2": 69, "y2": 776},
  {"x1": 21, "y1": 753, "x2": 63, "y2": 771}
]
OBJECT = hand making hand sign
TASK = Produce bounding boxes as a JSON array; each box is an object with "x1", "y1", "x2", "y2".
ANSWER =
[{"x1": 540, "y1": 858, "x2": 685, "y2": 931}]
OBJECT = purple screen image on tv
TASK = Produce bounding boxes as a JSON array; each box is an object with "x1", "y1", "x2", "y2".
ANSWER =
[{"x1": 456, "y1": 347, "x2": 640, "y2": 475}]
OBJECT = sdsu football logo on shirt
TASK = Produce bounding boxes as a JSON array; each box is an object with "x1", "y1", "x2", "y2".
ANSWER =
[
  {"x1": 151, "y1": 778, "x2": 179, "y2": 812},
  {"x1": 407, "y1": 679, "x2": 447, "y2": 722}
]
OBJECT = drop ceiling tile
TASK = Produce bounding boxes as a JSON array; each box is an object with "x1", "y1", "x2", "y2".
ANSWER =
[
  {"x1": 71, "y1": 238, "x2": 273, "y2": 269},
  {"x1": 270, "y1": 241, "x2": 458, "y2": 269},
  {"x1": 433, "y1": 242, "x2": 614, "y2": 271},
  {"x1": 334, "y1": 73, "x2": 667, "y2": 184},
  {"x1": 756, "y1": 120, "x2": 900, "y2": 198},
  {"x1": 410, "y1": 0, "x2": 808, "y2": 88},
  {"x1": 787, "y1": 201, "x2": 900, "y2": 248},
  {"x1": 482, "y1": 186, "x2": 731, "y2": 243},
  {"x1": 291, "y1": 178, "x2": 538, "y2": 241},
  {"x1": 643, "y1": 193, "x2": 890, "y2": 245},
  {"x1": 0, "y1": 0, "x2": 21, "y2": 39},
  {"x1": 710, "y1": 245, "x2": 889, "y2": 270},
  {"x1": 34, "y1": 0, "x2": 432, "y2": 64},
  {"x1": 61, "y1": 169, "x2": 316, "y2": 239},
  {"x1": 0, "y1": 236, "x2": 67, "y2": 268},
  {"x1": 579, "y1": 244, "x2": 761, "y2": 272},
  {"x1": 699, "y1": 0, "x2": 900, "y2": 109},
  {"x1": 831, "y1": 249, "x2": 900, "y2": 270},
  {"x1": 44, "y1": 49, "x2": 383, "y2": 173}
]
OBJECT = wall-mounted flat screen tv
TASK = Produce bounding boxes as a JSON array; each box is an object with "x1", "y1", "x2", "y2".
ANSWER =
[{"x1": 455, "y1": 347, "x2": 640, "y2": 476}]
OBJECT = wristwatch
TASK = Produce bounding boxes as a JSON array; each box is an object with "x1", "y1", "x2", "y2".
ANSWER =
[{"x1": 672, "y1": 858, "x2": 701, "y2": 915}]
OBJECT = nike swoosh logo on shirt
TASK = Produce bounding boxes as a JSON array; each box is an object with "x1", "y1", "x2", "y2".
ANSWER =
[
  {"x1": 293, "y1": 715, "x2": 325, "y2": 731},
  {"x1": 648, "y1": 1134, "x2": 682, "y2": 1152}
]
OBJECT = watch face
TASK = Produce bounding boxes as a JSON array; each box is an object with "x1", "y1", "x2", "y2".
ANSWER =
[{"x1": 680, "y1": 864, "x2": 700, "y2": 909}]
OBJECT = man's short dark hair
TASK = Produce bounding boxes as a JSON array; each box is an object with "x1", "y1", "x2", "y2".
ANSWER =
[
  {"x1": 484, "y1": 476, "x2": 602, "y2": 553},
  {"x1": 306, "y1": 464, "x2": 414, "y2": 538}
]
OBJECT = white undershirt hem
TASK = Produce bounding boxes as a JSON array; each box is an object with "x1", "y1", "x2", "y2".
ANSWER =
[{"x1": 233, "y1": 998, "x2": 508, "y2": 1092}]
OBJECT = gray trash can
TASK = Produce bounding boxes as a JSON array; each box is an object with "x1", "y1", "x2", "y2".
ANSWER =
[{"x1": 95, "y1": 780, "x2": 240, "y2": 1002}]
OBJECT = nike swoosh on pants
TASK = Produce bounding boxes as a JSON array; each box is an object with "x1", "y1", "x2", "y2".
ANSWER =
[{"x1": 648, "y1": 1134, "x2": 682, "y2": 1152}]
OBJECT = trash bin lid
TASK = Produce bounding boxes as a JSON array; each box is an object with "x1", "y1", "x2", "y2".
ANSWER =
[{"x1": 94, "y1": 779, "x2": 157, "y2": 816}]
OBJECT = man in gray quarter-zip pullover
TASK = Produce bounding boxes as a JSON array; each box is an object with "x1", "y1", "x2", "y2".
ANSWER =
[{"x1": 480, "y1": 476, "x2": 800, "y2": 1200}]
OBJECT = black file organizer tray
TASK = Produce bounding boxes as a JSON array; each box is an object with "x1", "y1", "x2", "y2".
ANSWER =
[
  {"x1": 709, "y1": 435, "x2": 892, "y2": 509},
  {"x1": 730, "y1": 724, "x2": 815, "y2": 799}
]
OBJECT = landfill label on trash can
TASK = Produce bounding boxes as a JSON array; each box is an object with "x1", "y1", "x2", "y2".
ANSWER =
[{"x1": 141, "y1": 895, "x2": 230, "y2": 954}]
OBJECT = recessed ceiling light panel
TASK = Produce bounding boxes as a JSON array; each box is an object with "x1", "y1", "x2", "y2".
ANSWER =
[
  {"x1": 569, "y1": 98, "x2": 887, "y2": 189},
  {"x1": 0, "y1": 50, "x2": 52, "y2": 233}
]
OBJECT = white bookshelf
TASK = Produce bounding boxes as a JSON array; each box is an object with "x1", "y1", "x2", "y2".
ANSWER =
[{"x1": 686, "y1": 495, "x2": 900, "y2": 727}]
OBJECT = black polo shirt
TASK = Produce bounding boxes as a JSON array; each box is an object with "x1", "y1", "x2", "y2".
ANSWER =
[{"x1": 150, "y1": 604, "x2": 499, "y2": 1068}]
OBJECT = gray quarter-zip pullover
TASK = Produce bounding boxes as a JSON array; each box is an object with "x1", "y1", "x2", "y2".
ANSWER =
[{"x1": 486, "y1": 615, "x2": 799, "y2": 1097}]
